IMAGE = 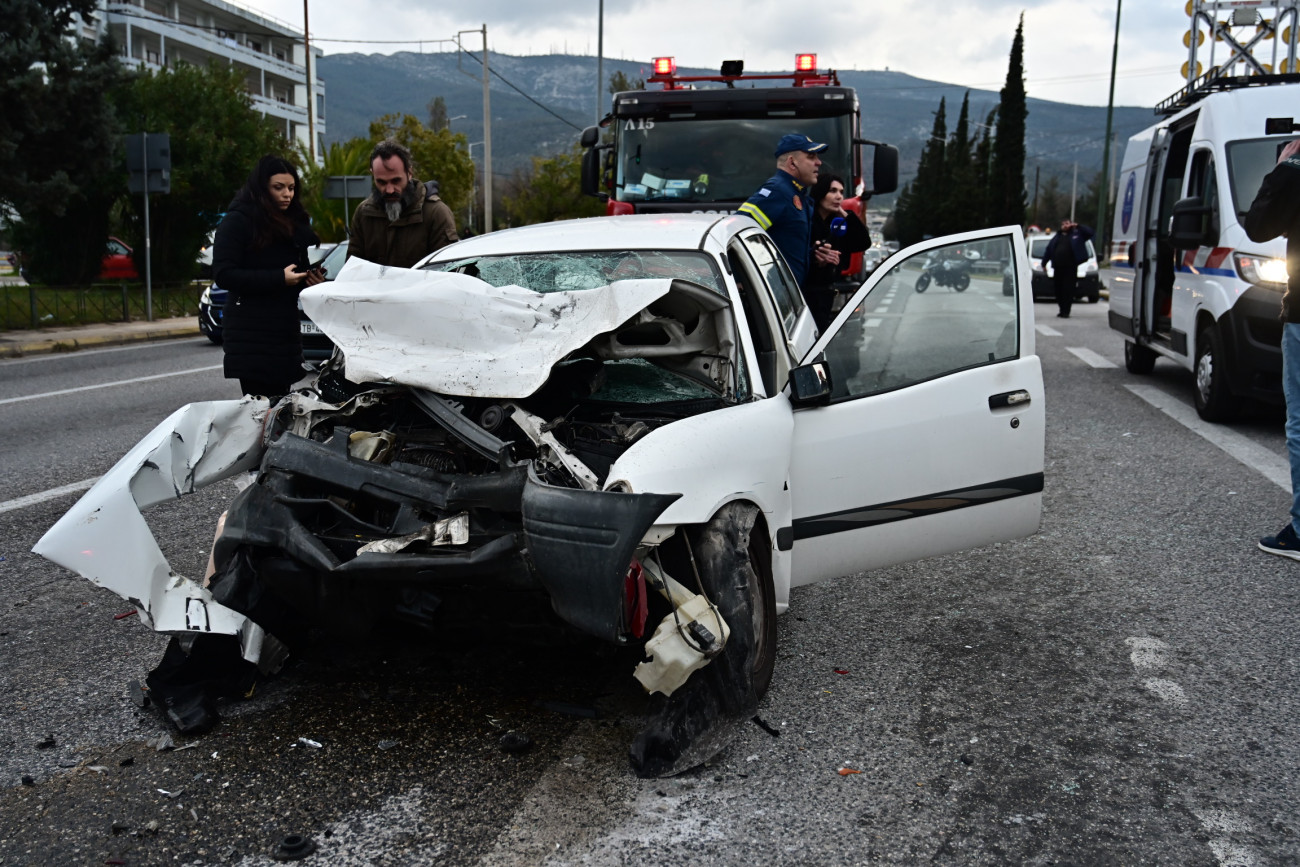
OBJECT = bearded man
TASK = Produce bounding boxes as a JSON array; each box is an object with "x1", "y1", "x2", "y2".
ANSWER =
[{"x1": 348, "y1": 139, "x2": 458, "y2": 268}]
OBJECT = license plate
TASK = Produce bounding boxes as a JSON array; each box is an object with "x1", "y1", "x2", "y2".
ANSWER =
[{"x1": 300, "y1": 320, "x2": 320, "y2": 335}]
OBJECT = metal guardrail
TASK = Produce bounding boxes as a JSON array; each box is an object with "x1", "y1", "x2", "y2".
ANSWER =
[{"x1": 0, "y1": 283, "x2": 201, "y2": 331}]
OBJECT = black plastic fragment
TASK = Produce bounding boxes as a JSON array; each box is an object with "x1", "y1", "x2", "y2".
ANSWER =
[
  {"x1": 35, "y1": 735, "x2": 55, "y2": 750},
  {"x1": 499, "y1": 731, "x2": 533, "y2": 754},
  {"x1": 21, "y1": 775, "x2": 34, "y2": 786},
  {"x1": 752, "y1": 715, "x2": 780, "y2": 737},
  {"x1": 271, "y1": 834, "x2": 317, "y2": 861}
]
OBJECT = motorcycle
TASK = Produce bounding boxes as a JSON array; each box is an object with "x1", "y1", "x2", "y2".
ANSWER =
[{"x1": 914, "y1": 255, "x2": 971, "y2": 293}]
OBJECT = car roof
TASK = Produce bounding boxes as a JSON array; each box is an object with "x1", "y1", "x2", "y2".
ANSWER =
[{"x1": 425, "y1": 214, "x2": 747, "y2": 261}]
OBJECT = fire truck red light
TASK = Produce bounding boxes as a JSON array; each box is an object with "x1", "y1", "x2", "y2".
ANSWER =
[
  {"x1": 653, "y1": 57, "x2": 675, "y2": 75},
  {"x1": 796, "y1": 54, "x2": 817, "y2": 72}
]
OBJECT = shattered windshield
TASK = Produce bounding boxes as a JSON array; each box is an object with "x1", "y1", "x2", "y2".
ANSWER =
[
  {"x1": 615, "y1": 115, "x2": 854, "y2": 203},
  {"x1": 424, "y1": 250, "x2": 726, "y2": 295}
]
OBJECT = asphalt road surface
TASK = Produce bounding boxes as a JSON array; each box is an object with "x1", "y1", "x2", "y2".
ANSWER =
[{"x1": 1, "y1": 301, "x2": 1297, "y2": 866}]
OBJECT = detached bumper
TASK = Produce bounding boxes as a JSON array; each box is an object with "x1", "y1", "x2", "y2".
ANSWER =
[{"x1": 215, "y1": 433, "x2": 679, "y2": 642}]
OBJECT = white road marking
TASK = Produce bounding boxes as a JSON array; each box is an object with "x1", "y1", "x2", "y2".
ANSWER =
[
  {"x1": 1036, "y1": 324, "x2": 1061, "y2": 337},
  {"x1": 1067, "y1": 347, "x2": 1118, "y2": 369},
  {"x1": 1125, "y1": 385, "x2": 1290, "y2": 492},
  {"x1": 0, "y1": 477, "x2": 100, "y2": 514},
  {"x1": 1194, "y1": 809, "x2": 1259, "y2": 867},
  {"x1": 1142, "y1": 677, "x2": 1188, "y2": 706},
  {"x1": 864, "y1": 318, "x2": 882, "y2": 328},
  {"x1": 1124, "y1": 637, "x2": 1169, "y2": 669},
  {"x1": 0, "y1": 365, "x2": 222, "y2": 406}
]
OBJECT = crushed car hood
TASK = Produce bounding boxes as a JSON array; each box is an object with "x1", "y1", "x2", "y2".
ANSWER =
[{"x1": 301, "y1": 259, "x2": 674, "y2": 398}]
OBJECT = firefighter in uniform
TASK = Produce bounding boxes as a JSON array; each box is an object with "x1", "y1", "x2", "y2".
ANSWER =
[{"x1": 739, "y1": 133, "x2": 832, "y2": 287}]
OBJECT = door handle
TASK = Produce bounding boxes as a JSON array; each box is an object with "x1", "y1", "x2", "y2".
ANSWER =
[{"x1": 989, "y1": 390, "x2": 1031, "y2": 409}]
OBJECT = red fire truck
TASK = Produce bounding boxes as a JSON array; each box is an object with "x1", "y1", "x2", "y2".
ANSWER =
[{"x1": 580, "y1": 54, "x2": 898, "y2": 284}]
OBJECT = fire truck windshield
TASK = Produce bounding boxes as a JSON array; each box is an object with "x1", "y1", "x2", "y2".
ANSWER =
[{"x1": 615, "y1": 115, "x2": 854, "y2": 204}]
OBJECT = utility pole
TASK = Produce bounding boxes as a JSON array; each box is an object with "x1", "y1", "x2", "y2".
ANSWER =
[
  {"x1": 1097, "y1": 0, "x2": 1121, "y2": 248},
  {"x1": 1070, "y1": 161, "x2": 1078, "y2": 222},
  {"x1": 303, "y1": 0, "x2": 315, "y2": 163},
  {"x1": 596, "y1": 0, "x2": 604, "y2": 126},
  {"x1": 481, "y1": 24, "x2": 492, "y2": 233}
]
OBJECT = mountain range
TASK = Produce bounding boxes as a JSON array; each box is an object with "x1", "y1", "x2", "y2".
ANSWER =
[{"x1": 317, "y1": 51, "x2": 1162, "y2": 189}]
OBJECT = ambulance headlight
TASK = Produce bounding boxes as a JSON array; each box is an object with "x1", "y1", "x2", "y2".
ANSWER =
[{"x1": 1234, "y1": 253, "x2": 1288, "y2": 289}]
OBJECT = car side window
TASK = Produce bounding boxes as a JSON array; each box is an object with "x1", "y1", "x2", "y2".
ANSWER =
[
  {"x1": 1187, "y1": 149, "x2": 1220, "y2": 228},
  {"x1": 821, "y1": 235, "x2": 1020, "y2": 401},
  {"x1": 743, "y1": 234, "x2": 803, "y2": 333}
]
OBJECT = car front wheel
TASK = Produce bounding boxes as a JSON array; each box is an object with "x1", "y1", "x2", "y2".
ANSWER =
[
  {"x1": 630, "y1": 502, "x2": 776, "y2": 777},
  {"x1": 1194, "y1": 323, "x2": 1239, "y2": 422}
]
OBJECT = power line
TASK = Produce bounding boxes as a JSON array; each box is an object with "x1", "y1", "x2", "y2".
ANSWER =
[{"x1": 456, "y1": 47, "x2": 586, "y2": 132}]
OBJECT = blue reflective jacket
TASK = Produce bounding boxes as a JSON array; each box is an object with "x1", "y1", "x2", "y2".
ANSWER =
[{"x1": 739, "y1": 169, "x2": 813, "y2": 284}]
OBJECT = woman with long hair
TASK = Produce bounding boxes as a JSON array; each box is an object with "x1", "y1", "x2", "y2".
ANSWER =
[
  {"x1": 805, "y1": 173, "x2": 872, "y2": 331},
  {"x1": 212, "y1": 154, "x2": 322, "y2": 400}
]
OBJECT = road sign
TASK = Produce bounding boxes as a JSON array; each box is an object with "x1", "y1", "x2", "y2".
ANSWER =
[{"x1": 324, "y1": 176, "x2": 372, "y2": 199}]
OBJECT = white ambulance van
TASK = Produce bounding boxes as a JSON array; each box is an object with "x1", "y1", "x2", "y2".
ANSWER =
[{"x1": 1108, "y1": 81, "x2": 1298, "y2": 422}]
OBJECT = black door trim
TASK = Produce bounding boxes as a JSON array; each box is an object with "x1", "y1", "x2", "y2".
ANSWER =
[{"x1": 792, "y1": 473, "x2": 1044, "y2": 541}]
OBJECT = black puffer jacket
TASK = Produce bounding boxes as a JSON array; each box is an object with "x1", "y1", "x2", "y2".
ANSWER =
[
  {"x1": 1244, "y1": 150, "x2": 1300, "y2": 322},
  {"x1": 212, "y1": 201, "x2": 318, "y2": 386}
]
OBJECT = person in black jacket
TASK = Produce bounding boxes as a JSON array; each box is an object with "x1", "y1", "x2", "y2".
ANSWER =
[
  {"x1": 1248, "y1": 138, "x2": 1300, "y2": 558},
  {"x1": 1041, "y1": 219, "x2": 1094, "y2": 319},
  {"x1": 804, "y1": 173, "x2": 872, "y2": 330},
  {"x1": 212, "y1": 155, "x2": 322, "y2": 401}
]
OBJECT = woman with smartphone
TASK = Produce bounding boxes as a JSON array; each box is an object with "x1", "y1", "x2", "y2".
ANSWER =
[
  {"x1": 212, "y1": 154, "x2": 323, "y2": 401},
  {"x1": 805, "y1": 173, "x2": 872, "y2": 331}
]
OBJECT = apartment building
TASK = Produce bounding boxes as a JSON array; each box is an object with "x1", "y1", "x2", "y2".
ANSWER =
[{"x1": 81, "y1": 0, "x2": 326, "y2": 158}]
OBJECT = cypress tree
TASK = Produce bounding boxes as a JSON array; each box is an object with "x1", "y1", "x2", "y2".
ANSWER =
[{"x1": 991, "y1": 15, "x2": 1028, "y2": 228}]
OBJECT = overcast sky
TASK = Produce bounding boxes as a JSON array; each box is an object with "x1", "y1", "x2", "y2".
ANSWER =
[{"x1": 247, "y1": 0, "x2": 1209, "y2": 109}]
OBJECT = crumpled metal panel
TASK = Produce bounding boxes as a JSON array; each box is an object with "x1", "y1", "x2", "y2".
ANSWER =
[
  {"x1": 32, "y1": 398, "x2": 271, "y2": 661},
  {"x1": 300, "y1": 259, "x2": 673, "y2": 399}
]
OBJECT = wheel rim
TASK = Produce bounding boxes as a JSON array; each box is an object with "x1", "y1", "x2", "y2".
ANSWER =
[{"x1": 1196, "y1": 345, "x2": 1214, "y2": 405}]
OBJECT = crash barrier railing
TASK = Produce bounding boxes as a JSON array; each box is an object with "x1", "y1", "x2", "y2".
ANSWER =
[{"x1": 0, "y1": 282, "x2": 202, "y2": 331}]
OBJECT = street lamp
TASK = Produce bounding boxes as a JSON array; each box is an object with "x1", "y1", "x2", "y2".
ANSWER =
[{"x1": 447, "y1": 113, "x2": 467, "y2": 131}]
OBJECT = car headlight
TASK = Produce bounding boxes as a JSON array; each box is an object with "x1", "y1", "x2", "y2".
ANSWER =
[
  {"x1": 200, "y1": 286, "x2": 212, "y2": 305},
  {"x1": 1234, "y1": 253, "x2": 1288, "y2": 289}
]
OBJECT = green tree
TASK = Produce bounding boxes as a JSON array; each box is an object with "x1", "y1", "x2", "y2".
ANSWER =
[
  {"x1": 500, "y1": 146, "x2": 604, "y2": 226},
  {"x1": 608, "y1": 70, "x2": 644, "y2": 94},
  {"x1": 367, "y1": 113, "x2": 476, "y2": 217},
  {"x1": 427, "y1": 96, "x2": 450, "y2": 132},
  {"x1": 973, "y1": 106, "x2": 998, "y2": 227},
  {"x1": 299, "y1": 138, "x2": 371, "y2": 242},
  {"x1": 1, "y1": 0, "x2": 126, "y2": 284},
  {"x1": 894, "y1": 97, "x2": 948, "y2": 244},
  {"x1": 114, "y1": 62, "x2": 288, "y2": 281},
  {"x1": 990, "y1": 16, "x2": 1028, "y2": 228},
  {"x1": 943, "y1": 92, "x2": 984, "y2": 235}
]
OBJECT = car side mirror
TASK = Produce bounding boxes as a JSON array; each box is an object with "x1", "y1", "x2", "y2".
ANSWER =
[
  {"x1": 787, "y1": 361, "x2": 832, "y2": 407},
  {"x1": 581, "y1": 144, "x2": 610, "y2": 201},
  {"x1": 1169, "y1": 196, "x2": 1216, "y2": 250},
  {"x1": 580, "y1": 125, "x2": 601, "y2": 149}
]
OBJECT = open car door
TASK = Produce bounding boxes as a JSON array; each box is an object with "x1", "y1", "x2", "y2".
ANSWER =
[{"x1": 786, "y1": 226, "x2": 1044, "y2": 585}]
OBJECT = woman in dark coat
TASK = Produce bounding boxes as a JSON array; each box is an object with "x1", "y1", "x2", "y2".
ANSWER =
[
  {"x1": 212, "y1": 155, "x2": 322, "y2": 400},
  {"x1": 804, "y1": 173, "x2": 873, "y2": 331}
]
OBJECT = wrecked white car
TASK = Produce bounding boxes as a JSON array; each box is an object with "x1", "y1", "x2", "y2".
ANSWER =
[{"x1": 35, "y1": 215, "x2": 1045, "y2": 776}]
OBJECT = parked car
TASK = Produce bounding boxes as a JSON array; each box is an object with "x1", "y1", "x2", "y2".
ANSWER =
[
  {"x1": 199, "y1": 241, "x2": 343, "y2": 362},
  {"x1": 1026, "y1": 233, "x2": 1101, "y2": 303},
  {"x1": 37, "y1": 216, "x2": 1045, "y2": 777},
  {"x1": 100, "y1": 237, "x2": 139, "y2": 281}
]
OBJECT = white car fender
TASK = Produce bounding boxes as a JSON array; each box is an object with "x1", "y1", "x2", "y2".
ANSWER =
[
  {"x1": 604, "y1": 397, "x2": 795, "y2": 610},
  {"x1": 33, "y1": 398, "x2": 272, "y2": 660}
]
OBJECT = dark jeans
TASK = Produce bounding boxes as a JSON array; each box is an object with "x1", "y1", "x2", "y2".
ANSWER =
[{"x1": 1053, "y1": 270, "x2": 1077, "y2": 316}]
